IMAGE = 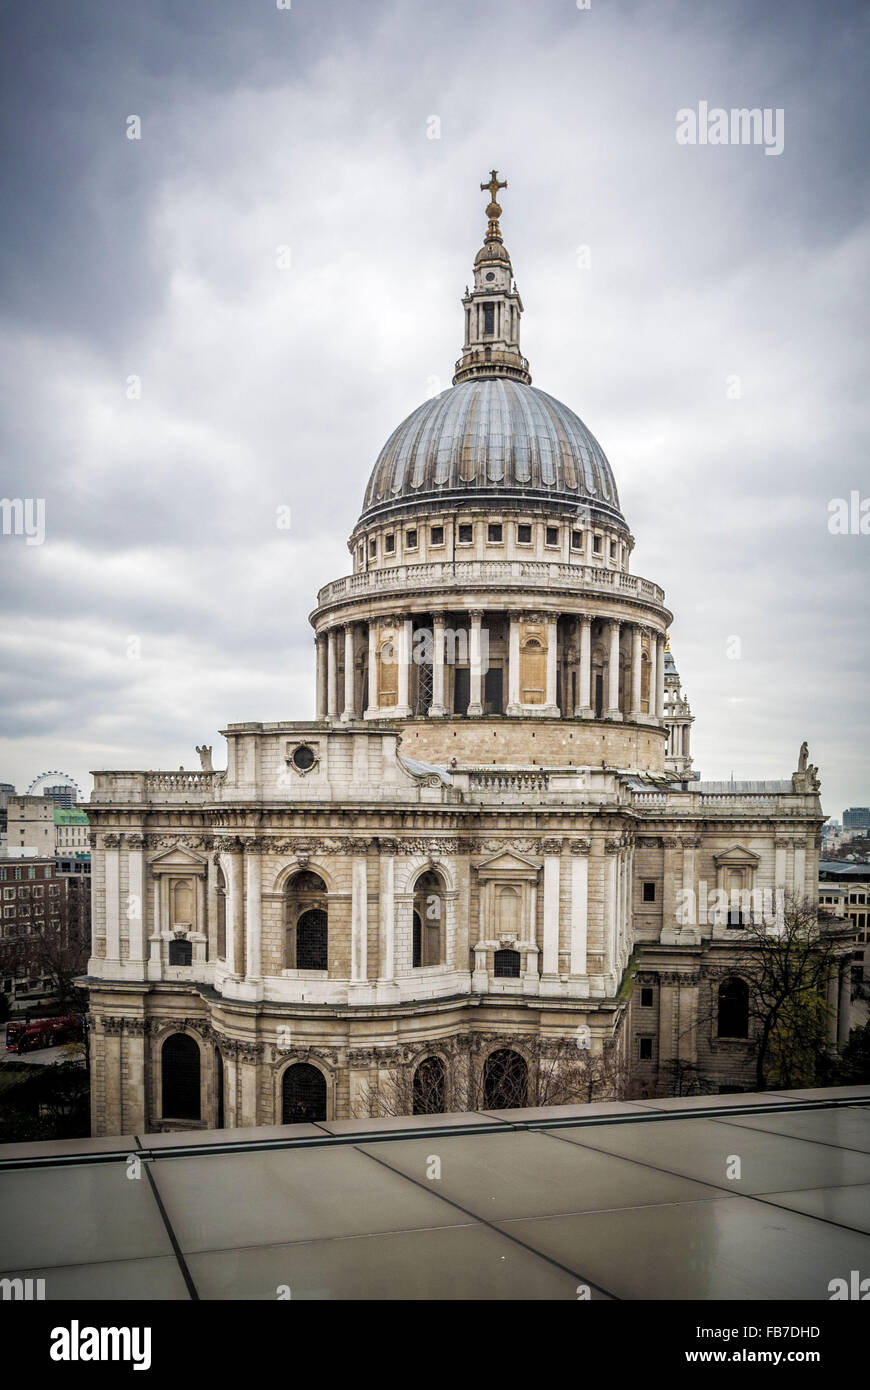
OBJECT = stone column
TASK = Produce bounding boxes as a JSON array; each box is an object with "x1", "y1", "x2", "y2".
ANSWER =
[
  {"x1": 365, "y1": 622, "x2": 378, "y2": 718},
  {"x1": 545, "y1": 614, "x2": 560, "y2": 715},
  {"x1": 326, "y1": 628, "x2": 339, "y2": 719},
  {"x1": 244, "y1": 843, "x2": 261, "y2": 983},
  {"x1": 655, "y1": 633, "x2": 665, "y2": 719},
  {"x1": 341, "y1": 624, "x2": 356, "y2": 721},
  {"x1": 378, "y1": 846, "x2": 395, "y2": 981},
  {"x1": 774, "y1": 839, "x2": 788, "y2": 930},
  {"x1": 606, "y1": 618, "x2": 622, "y2": 720},
  {"x1": 430, "y1": 613, "x2": 447, "y2": 717},
  {"x1": 396, "y1": 620, "x2": 412, "y2": 717},
  {"x1": 630, "y1": 624, "x2": 643, "y2": 719},
  {"x1": 838, "y1": 965, "x2": 852, "y2": 1046},
  {"x1": 127, "y1": 835, "x2": 146, "y2": 967},
  {"x1": 507, "y1": 613, "x2": 521, "y2": 715},
  {"x1": 604, "y1": 841, "x2": 619, "y2": 976},
  {"x1": 351, "y1": 852, "x2": 368, "y2": 981},
  {"x1": 826, "y1": 967, "x2": 839, "y2": 1044},
  {"x1": 104, "y1": 838, "x2": 121, "y2": 968},
  {"x1": 542, "y1": 849, "x2": 561, "y2": 976},
  {"x1": 681, "y1": 837, "x2": 698, "y2": 933},
  {"x1": 569, "y1": 842, "x2": 589, "y2": 975},
  {"x1": 468, "y1": 610, "x2": 484, "y2": 716},
  {"x1": 575, "y1": 615, "x2": 593, "y2": 717},
  {"x1": 648, "y1": 633, "x2": 657, "y2": 717},
  {"x1": 315, "y1": 634, "x2": 328, "y2": 718},
  {"x1": 224, "y1": 843, "x2": 245, "y2": 976}
]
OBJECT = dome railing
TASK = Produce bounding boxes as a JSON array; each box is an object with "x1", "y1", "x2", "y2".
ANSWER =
[{"x1": 316, "y1": 559, "x2": 665, "y2": 607}]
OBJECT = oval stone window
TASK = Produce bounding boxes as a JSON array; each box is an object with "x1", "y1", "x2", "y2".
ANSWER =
[{"x1": 291, "y1": 744, "x2": 315, "y2": 772}]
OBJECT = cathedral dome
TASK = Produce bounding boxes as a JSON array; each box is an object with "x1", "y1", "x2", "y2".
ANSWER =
[{"x1": 359, "y1": 377, "x2": 623, "y2": 526}]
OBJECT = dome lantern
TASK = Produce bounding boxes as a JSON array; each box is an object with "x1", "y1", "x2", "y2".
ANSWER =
[{"x1": 453, "y1": 170, "x2": 531, "y2": 387}]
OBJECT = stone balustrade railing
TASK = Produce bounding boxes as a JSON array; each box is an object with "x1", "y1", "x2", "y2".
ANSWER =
[
  {"x1": 316, "y1": 559, "x2": 666, "y2": 609},
  {"x1": 469, "y1": 769, "x2": 551, "y2": 792}
]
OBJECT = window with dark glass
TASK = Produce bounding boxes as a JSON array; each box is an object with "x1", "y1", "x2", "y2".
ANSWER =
[
  {"x1": 406, "y1": 528, "x2": 418, "y2": 548},
  {"x1": 430, "y1": 525, "x2": 444, "y2": 545},
  {"x1": 488, "y1": 523, "x2": 503, "y2": 543},
  {"x1": 483, "y1": 303, "x2": 495, "y2": 334},
  {"x1": 168, "y1": 938, "x2": 192, "y2": 966},
  {"x1": 639, "y1": 1037, "x2": 653, "y2": 1059},
  {"x1": 517, "y1": 523, "x2": 532, "y2": 544},
  {"x1": 640, "y1": 987, "x2": 654, "y2": 1007},
  {"x1": 610, "y1": 540, "x2": 617, "y2": 558},
  {"x1": 494, "y1": 948, "x2": 521, "y2": 978},
  {"x1": 593, "y1": 535, "x2": 602, "y2": 553},
  {"x1": 161, "y1": 1033, "x2": 201, "y2": 1120},
  {"x1": 369, "y1": 538, "x2": 377, "y2": 557},
  {"x1": 413, "y1": 1056, "x2": 446, "y2": 1114},
  {"x1": 385, "y1": 532, "x2": 395, "y2": 553},
  {"x1": 643, "y1": 881, "x2": 656, "y2": 902},
  {"x1": 282, "y1": 1063, "x2": 326, "y2": 1123},
  {"x1": 483, "y1": 1049, "x2": 527, "y2": 1109},
  {"x1": 718, "y1": 978, "x2": 749, "y2": 1038},
  {"x1": 571, "y1": 530, "x2": 582, "y2": 549},
  {"x1": 457, "y1": 523, "x2": 473, "y2": 543},
  {"x1": 545, "y1": 526, "x2": 559, "y2": 546}
]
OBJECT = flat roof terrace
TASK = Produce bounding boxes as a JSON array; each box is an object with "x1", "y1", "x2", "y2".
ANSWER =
[{"x1": 1, "y1": 1087, "x2": 868, "y2": 1300}]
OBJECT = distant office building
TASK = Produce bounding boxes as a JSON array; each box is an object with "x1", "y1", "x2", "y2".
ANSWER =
[
  {"x1": 7, "y1": 797, "x2": 89, "y2": 858},
  {"x1": 843, "y1": 808, "x2": 870, "y2": 830}
]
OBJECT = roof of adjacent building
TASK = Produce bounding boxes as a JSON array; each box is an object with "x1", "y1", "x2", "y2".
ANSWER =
[
  {"x1": 1, "y1": 1088, "x2": 867, "y2": 1299},
  {"x1": 358, "y1": 378, "x2": 624, "y2": 527},
  {"x1": 53, "y1": 808, "x2": 89, "y2": 825}
]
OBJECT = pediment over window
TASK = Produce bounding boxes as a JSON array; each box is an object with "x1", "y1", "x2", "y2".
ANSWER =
[
  {"x1": 476, "y1": 850, "x2": 541, "y2": 881},
  {"x1": 148, "y1": 846, "x2": 208, "y2": 876},
  {"x1": 713, "y1": 845, "x2": 761, "y2": 867}
]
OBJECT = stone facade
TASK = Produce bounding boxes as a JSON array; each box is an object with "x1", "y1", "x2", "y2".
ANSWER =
[{"x1": 84, "y1": 176, "x2": 849, "y2": 1135}]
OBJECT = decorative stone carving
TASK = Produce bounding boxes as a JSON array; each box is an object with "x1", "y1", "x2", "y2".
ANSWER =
[
  {"x1": 568, "y1": 839, "x2": 591, "y2": 855},
  {"x1": 102, "y1": 834, "x2": 121, "y2": 849}
]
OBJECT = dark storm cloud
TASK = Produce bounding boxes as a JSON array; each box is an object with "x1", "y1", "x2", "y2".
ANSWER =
[{"x1": 0, "y1": 0, "x2": 867, "y2": 816}]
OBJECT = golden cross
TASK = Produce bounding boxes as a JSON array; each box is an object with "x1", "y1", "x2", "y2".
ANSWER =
[{"x1": 481, "y1": 169, "x2": 507, "y2": 203}]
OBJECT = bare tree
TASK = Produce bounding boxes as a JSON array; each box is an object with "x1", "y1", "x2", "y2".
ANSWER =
[{"x1": 357, "y1": 1034, "x2": 632, "y2": 1119}]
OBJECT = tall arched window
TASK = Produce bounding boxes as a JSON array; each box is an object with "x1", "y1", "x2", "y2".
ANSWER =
[
  {"x1": 718, "y1": 978, "x2": 749, "y2": 1038},
  {"x1": 281, "y1": 1062, "x2": 327, "y2": 1123},
  {"x1": 483, "y1": 1048, "x2": 528, "y2": 1110},
  {"x1": 494, "y1": 948, "x2": 521, "y2": 978},
  {"x1": 413, "y1": 869, "x2": 445, "y2": 967},
  {"x1": 161, "y1": 1033, "x2": 201, "y2": 1120},
  {"x1": 413, "y1": 1056, "x2": 446, "y2": 1114},
  {"x1": 285, "y1": 871, "x2": 328, "y2": 970}
]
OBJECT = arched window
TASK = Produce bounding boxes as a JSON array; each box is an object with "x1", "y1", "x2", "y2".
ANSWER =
[
  {"x1": 285, "y1": 871, "x2": 328, "y2": 970},
  {"x1": 296, "y1": 909, "x2": 328, "y2": 970},
  {"x1": 161, "y1": 1033, "x2": 201, "y2": 1120},
  {"x1": 494, "y1": 948, "x2": 521, "y2": 978},
  {"x1": 413, "y1": 869, "x2": 445, "y2": 967},
  {"x1": 483, "y1": 1048, "x2": 528, "y2": 1109},
  {"x1": 718, "y1": 978, "x2": 749, "y2": 1038},
  {"x1": 413, "y1": 1056, "x2": 446, "y2": 1114},
  {"x1": 168, "y1": 938, "x2": 192, "y2": 966},
  {"x1": 281, "y1": 1062, "x2": 327, "y2": 1123}
]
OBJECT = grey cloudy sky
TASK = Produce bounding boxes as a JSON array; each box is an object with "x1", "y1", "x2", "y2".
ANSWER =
[{"x1": 1, "y1": 0, "x2": 868, "y2": 818}]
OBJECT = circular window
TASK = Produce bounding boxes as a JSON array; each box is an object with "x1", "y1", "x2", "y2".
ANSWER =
[
  {"x1": 485, "y1": 271, "x2": 495, "y2": 281},
  {"x1": 291, "y1": 745, "x2": 315, "y2": 772}
]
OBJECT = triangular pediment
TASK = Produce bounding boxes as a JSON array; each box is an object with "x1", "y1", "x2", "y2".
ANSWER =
[
  {"x1": 148, "y1": 845, "x2": 208, "y2": 873},
  {"x1": 476, "y1": 849, "x2": 541, "y2": 878},
  {"x1": 713, "y1": 844, "x2": 761, "y2": 865}
]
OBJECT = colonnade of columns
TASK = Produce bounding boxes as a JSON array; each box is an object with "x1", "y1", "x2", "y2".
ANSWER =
[{"x1": 315, "y1": 613, "x2": 666, "y2": 723}]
